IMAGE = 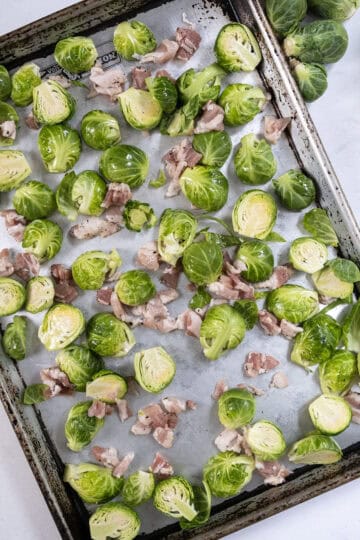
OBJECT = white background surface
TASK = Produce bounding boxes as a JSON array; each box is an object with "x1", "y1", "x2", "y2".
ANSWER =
[{"x1": 0, "y1": 2, "x2": 359, "y2": 540}]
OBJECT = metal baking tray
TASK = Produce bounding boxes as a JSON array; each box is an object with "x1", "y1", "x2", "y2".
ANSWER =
[{"x1": 0, "y1": 1, "x2": 359, "y2": 539}]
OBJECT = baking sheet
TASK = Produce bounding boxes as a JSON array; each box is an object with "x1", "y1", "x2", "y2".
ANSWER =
[{"x1": 1, "y1": 0, "x2": 359, "y2": 536}]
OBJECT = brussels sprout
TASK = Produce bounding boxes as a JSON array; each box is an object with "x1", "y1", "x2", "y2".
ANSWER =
[
  {"x1": 328, "y1": 257, "x2": 360, "y2": 283},
  {"x1": 33, "y1": 80, "x2": 76, "y2": 125},
  {"x1": 99, "y1": 144, "x2": 149, "y2": 188},
  {"x1": 179, "y1": 482, "x2": 211, "y2": 530},
  {"x1": 22, "y1": 384, "x2": 50, "y2": 405},
  {"x1": 233, "y1": 299, "x2": 259, "y2": 330},
  {"x1": 273, "y1": 169, "x2": 316, "y2": 211},
  {"x1": 232, "y1": 189, "x2": 277, "y2": 239},
  {"x1": 22, "y1": 219, "x2": 62, "y2": 262},
  {"x1": 200, "y1": 304, "x2": 246, "y2": 360},
  {"x1": 0, "y1": 65, "x2": 11, "y2": 101},
  {"x1": 145, "y1": 76, "x2": 178, "y2": 114},
  {"x1": 38, "y1": 304, "x2": 85, "y2": 351},
  {"x1": 159, "y1": 97, "x2": 199, "y2": 137},
  {"x1": 149, "y1": 169, "x2": 166, "y2": 188},
  {"x1": 81, "y1": 110, "x2": 121, "y2": 150},
  {"x1": 308, "y1": 394, "x2": 352, "y2": 435},
  {"x1": 214, "y1": 22, "x2": 262, "y2": 72},
  {"x1": 73, "y1": 170, "x2": 107, "y2": 216},
  {"x1": 72, "y1": 250, "x2": 121, "y2": 290},
  {"x1": 158, "y1": 209, "x2": 197, "y2": 266},
  {"x1": 292, "y1": 61, "x2": 328, "y2": 103},
  {"x1": 38, "y1": 124, "x2": 82, "y2": 173},
  {"x1": 179, "y1": 165, "x2": 229, "y2": 212},
  {"x1": 2, "y1": 316, "x2": 27, "y2": 361},
  {"x1": 115, "y1": 270, "x2": 156, "y2": 307},
  {"x1": 89, "y1": 502, "x2": 140, "y2": 540},
  {"x1": 11, "y1": 63, "x2": 41, "y2": 106},
  {"x1": 56, "y1": 345, "x2": 104, "y2": 391},
  {"x1": 86, "y1": 370, "x2": 127, "y2": 403},
  {"x1": 235, "y1": 240, "x2": 274, "y2": 282},
  {"x1": 283, "y1": 20, "x2": 348, "y2": 64},
  {"x1": 134, "y1": 346, "x2": 176, "y2": 393},
  {"x1": 218, "y1": 388, "x2": 255, "y2": 429},
  {"x1": 182, "y1": 240, "x2": 223, "y2": 286},
  {"x1": 265, "y1": 0, "x2": 307, "y2": 37},
  {"x1": 119, "y1": 88, "x2": 162, "y2": 130},
  {"x1": 308, "y1": 0, "x2": 360, "y2": 20},
  {"x1": 342, "y1": 300, "x2": 360, "y2": 352},
  {"x1": 0, "y1": 150, "x2": 31, "y2": 192},
  {"x1": 153, "y1": 476, "x2": 197, "y2": 521},
  {"x1": 312, "y1": 266, "x2": 354, "y2": 299},
  {"x1": 54, "y1": 36, "x2": 97, "y2": 73},
  {"x1": 64, "y1": 463, "x2": 123, "y2": 504},
  {"x1": 65, "y1": 401, "x2": 104, "y2": 452},
  {"x1": 122, "y1": 471, "x2": 155, "y2": 506},
  {"x1": 177, "y1": 63, "x2": 226, "y2": 106},
  {"x1": 0, "y1": 278, "x2": 26, "y2": 316},
  {"x1": 25, "y1": 276, "x2": 55, "y2": 314},
  {"x1": 219, "y1": 84, "x2": 267, "y2": 126},
  {"x1": 13, "y1": 181, "x2": 56, "y2": 220},
  {"x1": 192, "y1": 131, "x2": 232, "y2": 168},
  {"x1": 113, "y1": 20, "x2": 156, "y2": 60},
  {"x1": 203, "y1": 451, "x2": 255, "y2": 498},
  {"x1": 291, "y1": 313, "x2": 342, "y2": 368},
  {"x1": 303, "y1": 208, "x2": 338, "y2": 247},
  {"x1": 189, "y1": 286, "x2": 211, "y2": 310},
  {"x1": 288, "y1": 433, "x2": 342, "y2": 465},
  {"x1": 289, "y1": 237, "x2": 328, "y2": 274},
  {"x1": 234, "y1": 134, "x2": 277, "y2": 185},
  {"x1": 123, "y1": 200, "x2": 156, "y2": 232},
  {"x1": 86, "y1": 313, "x2": 135, "y2": 357},
  {"x1": 319, "y1": 350, "x2": 357, "y2": 395},
  {"x1": 55, "y1": 171, "x2": 78, "y2": 221},
  {"x1": 245, "y1": 420, "x2": 286, "y2": 460},
  {"x1": 266, "y1": 285, "x2": 318, "y2": 324},
  {"x1": 0, "y1": 101, "x2": 19, "y2": 146}
]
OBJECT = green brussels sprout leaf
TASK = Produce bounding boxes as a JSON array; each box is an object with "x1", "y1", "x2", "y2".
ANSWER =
[
  {"x1": 177, "y1": 63, "x2": 226, "y2": 106},
  {"x1": 302, "y1": 208, "x2": 338, "y2": 246},
  {"x1": 23, "y1": 384, "x2": 50, "y2": 405},
  {"x1": 189, "y1": 286, "x2": 211, "y2": 310},
  {"x1": 149, "y1": 169, "x2": 166, "y2": 188},
  {"x1": 145, "y1": 76, "x2": 178, "y2": 113},
  {"x1": 2, "y1": 315, "x2": 27, "y2": 361}
]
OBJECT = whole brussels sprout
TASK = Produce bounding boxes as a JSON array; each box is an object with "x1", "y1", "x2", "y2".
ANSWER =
[
  {"x1": 265, "y1": 0, "x2": 307, "y2": 37},
  {"x1": 38, "y1": 304, "x2": 85, "y2": 351},
  {"x1": 99, "y1": 144, "x2": 149, "y2": 188},
  {"x1": 342, "y1": 300, "x2": 360, "y2": 353},
  {"x1": 219, "y1": 84, "x2": 267, "y2": 126},
  {"x1": 289, "y1": 237, "x2": 328, "y2": 274},
  {"x1": 22, "y1": 219, "x2": 62, "y2": 262},
  {"x1": 273, "y1": 169, "x2": 316, "y2": 211},
  {"x1": 113, "y1": 20, "x2": 156, "y2": 60},
  {"x1": 25, "y1": 276, "x2": 55, "y2": 314},
  {"x1": 153, "y1": 476, "x2": 197, "y2": 521},
  {"x1": 0, "y1": 101, "x2": 19, "y2": 146},
  {"x1": 235, "y1": 240, "x2": 274, "y2": 282},
  {"x1": 218, "y1": 388, "x2": 256, "y2": 428},
  {"x1": 308, "y1": 0, "x2": 360, "y2": 20},
  {"x1": 54, "y1": 36, "x2": 98, "y2": 73},
  {"x1": 288, "y1": 433, "x2": 342, "y2": 464},
  {"x1": 38, "y1": 124, "x2": 82, "y2": 173},
  {"x1": 64, "y1": 463, "x2": 123, "y2": 504},
  {"x1": 177, "y1": 63, "x2": 226, "y2": 106},
  {"x1": 81, "y1": 110, "x2": 121, "y2": 150},
  {"x1": 192, "y1": 131, "x2": 232, "y2": 168},
  {"x1": 319, "y1": 350, "x2": 357, "y2": 395},
  {"x1": 214, "y1": 23, "x2": 262, "y2": 72},
  {"x1": 0, "y1": 65, "x2": 11, "y2": 101},
  {"x1": 158, "y1": 209, "x2": 197, "y2": 266},
  {"x1": 89, "y1": 502, "x2": 140, "y2": 540},
  {"x1": 123, "y1": 200, "x2": 156, "y2": 232},
  {"x1": 266, "y1": 284, "x2": 319, "y2": 324},
  {"x1": 115, "y1": 270, "x2": 156, "y2": 306},
  {"x1": 203, "y1": 451, "x2": 255, "y2": 498},
  {"x1": 159, "y1": 97, "x2": 199, "y2": 137},
  {"x1": 245, "y1": 420, "x2": 286, "y2": 460},
  {"x1": 312, "y1": 266, "x2": 354, "y2": 299},
  {"x1": 308, "y1": 394, "x2": 352, "y2": 435},
  {"x1": 292, "y1": 61, "x2": 328, "y2": 102},
  {"x1": 134, "y1": 346, "x2": 176, "y2": 393},
  {"x1": 303, "y1": 208, "x2": 338, "y2": 247},
  {"x1": 11, "y1": 63, "x2": 41, "y2": 106},
  {"x1": 122, "y1": 471, "x2": 155, "y2": 507},
  {"x1": 56, "y1": 345, "x2": 104, "y2": 391},
  {"x1": 283, "y1": 20, "x2": 348, "y2": 64},
  {"x1": 119, "y1": 88, "x2": 162, "y2": 130},
  {"x1": 233, "y1": 299, "x2": 259, "y2": 330},
  {"x1": 179, "y1": 481, "x2": 211, "y2": 531},
  {"x1": 0, "y1": 150, "x2": 31, "y2": 191},
  {"x1": 2, "y1": 315, "x2": 27, "y2": 361},
  {"x1": 72, "y1": 170, "x2": 107, "y2": 216},
  {"x1": 179, "y1": 165, "x2": 228, "y2": 212},
  {"x1": 145, "y1": 76, "x2": 178, "y2": 113},
  {"x1": 13, "y1": 180, "x2": 56, "y2": 220},
  {"x1": 232, "y1": 189, "x2": 277, "y2": 239},
  {"x1": 86, "y1": 370, "x2": 127, "y2": 403},
  {"x1": 72, "y1": 249, "x2": 121, "y2": 290},
  {"x1": 234, "y1": 134, "x2": 277, "y2": 185},
  {"x1": 33, "y1": 80, "x2": 76, "y2": 125},
  {"x1": 86, "y1": 313, "x2": 135, "y2": 357},
  {"x1": 0, "y1": 278, "x2": 26, "y2": 316},
  {"x1": 182, "y1": 240, "x2": 223, "y2": 286},
  {"x1": 200, "y1": 304, "x2": 246, "y2": 360},
  {"x1": 23, "y1": 384, "x2": 50, "y2": 405},
  {"x1": 65, "y1": 401, "x2": 104, "y2": 452}
]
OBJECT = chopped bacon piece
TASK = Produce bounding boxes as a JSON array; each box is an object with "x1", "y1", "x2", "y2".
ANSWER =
[
  {"x1": 264, "y1": 116, "x2": 291, "y2": 145},
  {"x1": 280, "y1": 319, "x2": 303, "y2": 339},
  {"x1": 223, "y1": 252, "x2": 247, "y2": 275},
  {"x1": 112, "y1": 452, "x2": 135, "y2": 478},
  {"x1": 163, "y1": 138, "x2": 202, "y2": 197},
  {"x1": 131, "y1": 66, "x2": 151, "y2": 89},
  {"x1": 69, "y1": 217, "x2": 120, "y2": 239},
  {"x1": 51, "y1": 264, "x2": 72, "y2": 283},
  {"x1": 88, "y1": 65, "x2": 126, "y2": 101},
  {"x1": 212, "y1": 379, "x2": 228, "y2": 400},
  {"x1": 160, "y1": 262, "x2": 182, "y2": 289},
  {"x1": 194, "y1": 100, "x2": 225, "y2": 133},
  {"x1": 0, "y1": 210, "x2": 27, "y2": 242},
  {"x1": 133, "y1": 295, "x2": 178, "y2": 333},
  {"x1": 270, "y1": 371, "x2": 289, "y2": 389},
  {"x1": 40, "y1": 367, "x2": 74, "y2": 398},
  {"x1": 0, "y1": 248, "x2": 14, "y2": 277},
  {"x1": 96, "y1": 287, "x2": 113, "y2": 305},
  {"x1": 161, "y1": 397, "x2": 187, "y2": 414},
  {"x1": 175, "y1": 27, "x2": 201, "y2": 61},
  {"x1": 25, "y1": 112, "x2": 40, "y2": 130},
  {"x1": 156, "y1": 69, "x2": 176, "y2": 83},
  {"x1": 244, "y1": 352, "x2": 280, "y2": 378},
  {"x1": 14, "y1": 253, "x2": 40, "y2": 281},
  {"x1": 88, "y1": 400, "x2": 108, "y2": 419},
  {"x1": 153, "y1": 427, "x2": 174, "y2": 448},
  {"x1": 237, "y1": 383, "x2": 266, "y2": 397},
  {"x1": 208, "y1": 274, "x2": 254, "y2": 301},
  {"x1": 136, "y1": 241, "x2": 160, "y2": 271},
  {"x1": 110, "y1": 291, "x2": 143, "y2": 327},
  {"x1": 102, "y1": 207, "x2": 124, "y2": 225},
  {"x1": 258, "y1": 310, "x2": 281, "y2": 336},
  {"x1": 140, "y1": 39, "x2": 179, "y2": 64},
  {"x1": 186, "y1": 399, "x2": 197, "y2": 410},
  {"x1": 131, "y1": 421, "x2": 153, "y2": 435},
  {"x1": 150, "y1": 452, "x2": 174, "y2": 478},
  {"x1": 176, "y1": 309, "x2": 202, "y2": 338},
  {"x1": 92, "y1": 446, "x2": 119, "y2": 468},
  {"x1": 138, "y1": 403, "x2": 178, "y2": 430},
  {"x1": 0, "y1": 120, "x2": 16, "y2": 141},
  {"x1": 116, "y1": 399, "x2": 132, "y2": 422},
  {"x1": 344, "y1": 392, "x2": 360, "y2": 424},
  {"x1": 54, "y1": 282, "x2": 79, "y2": 304},
  {"x1": 101, "y1": 183, "x2": 132, "y2": 209},
  {"x1": 255, "y1": 265, "x2": 294, "y2": 290},
  {"x1": 215, "y1": 429, "x2": 243, "y2": 453},
  {"x1": 158, "y1": 288, "x2": 179, "y2": 304},
  {"x1": 48, "y1": 74, "x2": 71, "y2": 88},
  {"x1": 256, "y1": 460, "x2": 291, "y2": 485}
]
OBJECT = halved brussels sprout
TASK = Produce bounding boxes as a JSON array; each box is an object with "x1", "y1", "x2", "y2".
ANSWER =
[
  {"x1": 219, "y1": 84, "x2": 267, "y2": 126},
  {"x1": 2, "y1": 315, "x2": 27, "y2": 361},
  {"x1": 235, "y1": 239, "x2": 274, "y2": 282},
  {"x1": 122, "y1": 471, "x2": 155, "y2": 507},
  {"x1": 134, "y1": 346, "x2": 176, "y2": 393},
  {"x1": 327, "y1": 257, "x2": 360, "y2": 283},
  {"x1": 200, "y1": 304, "x2": 246, "y2": 360},
  {"x1": 38, "y1": 304, "x2": 85, "y2": 351},
  {"x1": 302, "y1": 208, "x2": 338, "y2": 247},
  {"x1": 23, "y1": 384, "x2": 50, "y2": 405},
  {"x1": 0, "y1": 150, "x2": 31, "y2": 192},
  {"x1": 0, "y1": 66, "x2": 11, "y2": 101},
  {"x1": 119, "y1": 88, "x2": 162, "y2": 130},
  {"x1": 289, "y1": 237, "x2": 328, "y2": 273},
  {"x1": 192, "y1": 131, "x2": 232, "y2": 168},
  {"x1": 65, "y1": 401, "x2": 104, "y2": 452},
  {"x1": 72, "y1": 250, "x2": 121, "y2": 290},
  {"x1": 54, "y1": 36, "x2": 98, "y2": 73},
  {"x1": 182, "y1": 240, "x2": 223, "y2": 286},
  {"x1": 266, "y1": 284, "x2": 319, "y2": 324},
  {"x1": 64, "y1": 463, "x2": 123, "y2": 504},
  {"x1": 145, "y1": 76, "x2": 178, "y2": 114},
  {"x1": 56, "y1": 171, "x2": 78, "y2": 221},
  {"x1": 115, "y1": 270, "x2": 156, "y2": 307},
  {"x1": 203, "y1": 451, "x2": 255, "y2": 498},
  {"x1": 319, "y1": 350, "x2": 357, "y2": 395},
  {"x1": 177, "y1": 63, "x2": 226, "y2": 106},
  {"x1": 86, "y1": 370, "x2": 127, "y2": 403},
  {"x1": 179, "y1": 481, "x2": 211, "y2": 531},
  {"x1": 158, "y1": 209, "x2": 197, "y2": 266},
  {"x1": 234, "y1": 134, "x2": 277, "y2": 185},
  {"x1": 38, "y1": 124, "x2": 82, "y2": 173},
  {"x1": 265, "y1": 0, "x2": 307, "y2": 37},
  {"x1": 22, "y1": 219, "x2": 63, "y2": 262},
  {"x1": 72, "y1": 170, "x2": 107, "y2": 216},
  {"x1": 113, "y1": 20, "x2": 156, "y2": 60},
  {"x1": 189, "y1": 286, "x2": 211, "y2": 311},
  {"x1": 89, "y1": 502, "x2": 140, "y2": 540},
  {"x1": 99, "y1": 144, "x2": 149, "y2": 188},
  {"x1": 308, "y1": 0, "x2": 359, "y2": 20},
  {"x1": 245, "y1": 420, "x2": 286, "y2": 460},
  {"x1": 273, "y1": 169, "x2": 316, "y2": 211},
  {"x1": 233, "y1": 299, "x2": 259, "y2": 330},
  {"x1": 86, "y1": 313, "x2": 135, "y2": 357},
  {"x1": 309, "y1": 394, "x2": 352, "y2": 435},
  {"x1": 179, "y1": 165, "x2": 228, "y2": 212},
  {"x1": 214, "y1": 23, "x2": 262, "y2": 72},
  {"x1": 33, "y1": 80, "x2": 76, "y2": 125},
  {"x1": 81, "y1": 110, "x2": 121, "y2": 150},
  {"x1": 153, "y1": 476, "x2": 197, "y2": 522},
  {"x1": 0, "y1": 278, "x2": 26, "y2": 316},
  {"x1": 288, "y1": 433, "x2": 342, "y2": 464},
  {"x1": 159, "y1": 97, "x2": 199, "y2": 137},
  {"x1": 312, "y1": 266, "x2": 354, "y2": 299},
  {"x1": 56, "y1": 345, "x2": 104, "y2": 391},
  {"x1": 292, "y1": 62, "x2": 328, "y2": 102},
  {"x1": 232, "y1": 189, "x2": 277, "y2": 239},
  {"x1": 13, "y1": 180, "x2": 56, "y2": 220},
  {"x1": 0, "y1": 101, "x2": 19, "y2": 146},
  {"x1": 123, "y1": 200, "x2": 156, "y2": 232},
  {"x1": 218, "y1": 388, "x2": 255, "y2": 429},
  {"x1": 342, "y1": 300, "x2": 360, "y2": 353},
  {"x1": 25, "y1": 276, "x2": 55, "y2": 314},
  {"x1": 11, "y1": 63, "x2": 41, "y2": 106}
]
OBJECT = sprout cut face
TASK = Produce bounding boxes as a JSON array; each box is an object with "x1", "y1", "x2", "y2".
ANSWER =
[
  {"x1": 308, "y1": 394, "x2": 352, "y2": 435},
  {"x1": 64, "y1": 463, "x2": 123, "y2": 504},
  {"x1": 38, "y1": 304, "x2": 85, "y2": 351},
  {"x1": 65, "y1": 401, "x2": 104, "y2": 452},
  {"x1": 266, "y1": 284, "x2": 319, "y2": 324},
  {"x1": 2, "y1": 316, "x2": 27, "y2": 361},
  {"x1": 0, "y1": 278, "x2": 26, "y2": 316},
  {"x1": 203, "y1": 451, "x2": 255, "y2": 498},
  {"x1": 192, "y1": 131, "x2": 232, "y2": 168},
  {"x1": 81, "y1": 110, "x2": 121, "y2": 150},
  {"x1": 265, "y1": 0, "x2": 307, "y2": 37},
  {"x1": 86, "y1": 370, "x2": 127, "y2": 404},
  {"x1": 38, "y1": 124, "x2": 82, "y2": 173},
  {"x1": 25, "y1": 276, "x2": 55, "y2": 314},
  {"x1": 158, "y1": 209, "x2": 197, "y2": 266},
  {"x1": 33, "y1": 80, "x2": 76, "y2": 125},
  {"x1": 179, "y1": 481, "x2": 211, "y2": 530},
  {"x1": 0, "y1": 102, "x2": 19, "y2": 146},
  {"x1": 56, "y1": 345, "x2": 104, "y2": 391},
  {"x1": 122, "y1": 471, "x2": 155, "y2": 507},
  {"x1": 89, "y1": 502, "x2": 141, "y2": 540},
  {"x1": 179, "y1": 165, "x2": 229, "y2": 212},
  {"x1": 245, "y1": 420, "x2": 286, "y2": 460},
  {"x1": 0, "y1": 66, "x2": 11, "y2": 101},
  {"x1": 289, "y1": 237, "x2": 328, "y2": 273},
  {"x1": 99, "y1": 144, "x2": 149, "y2": 188},
  {"x1": 234, "y1": 134, "x2": 277, "y2": 185},
  {"x1": 292, "y1": 62, "x2": 328, "y2": 102},
  {"x1": 113, "y1": 20, "x2": 156, "y2": 60},
  {"x1": 134, "y1": 347, "x2": 176, "y2": 393},
  {"x1": 153, "y1": 477, "x2": 198, "y2": 522},
  {"x1": 200, "y1": 304, "x2": 246, "y2": 360},
  {"x1": 232, "y1": 189, "x2": 277, "y2": 239},
  {"x1": 182, "y1": 240, "x2": 223, "y2": 286},
  {"x1": 54, "y1": 36, "x2": 98, "y2": 73},
  {"x1": 11, "y1": 63, "x2": 41, "y2": 107},
  {"x1": 235, "y1": 240, "x2": 274, "y2": 282},
  {"x1": 72, "y1": 250, "x2": 121, "y2": 290},
  {"x1": 273, "y1": 169, "x2": 316, "y2": 211},
  {"x1": 115, "y1": 270, "x2": 156, "y2": 306},
  {"x1": 342, "y1": 300, "x2": 360, "y2": 353},
  {"x1": 312, "y1": 266, "x2": 354, "y2": 299},
  {"x1": 319, "y1": 350, "x2": 357, "y2": 395},
  {"x1": 13, "y1": 180, "x2": 56, "y2": 220},
  {"x1": 218, "y1": 388, "x2": 256, "y2": 429},
  {"x1": 72, "y1": 170, "x2": 107, "y2": 216},
  {"x1": 288, "y1": 433, "x2": 342, "y2": 465},
  {"x1": 123, "y1": 200, "x2": 156, "y2": 232},
  {"x1": 214, "y1": 23, "x2": 262, "y2": 72},
  {"x1": 86, "y1": 313, "x2": 135, "y2": 357},
  {"x1": 119, "y1": 88, "x2": 162, "y2": 130},
  {"x1": 22, "y1": 219, "x2": 63, "y2": 262},
  {"x1": 219, "y1": 84, "x2": 267, "y2": 126},
  {"x1": 0, "y1": 150, "x2": 31, "y2": 192}
]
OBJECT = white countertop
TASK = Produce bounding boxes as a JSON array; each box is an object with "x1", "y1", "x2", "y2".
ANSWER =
[{"x1": 0, "y1": 3, "x2": 359, "y2": 539}]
